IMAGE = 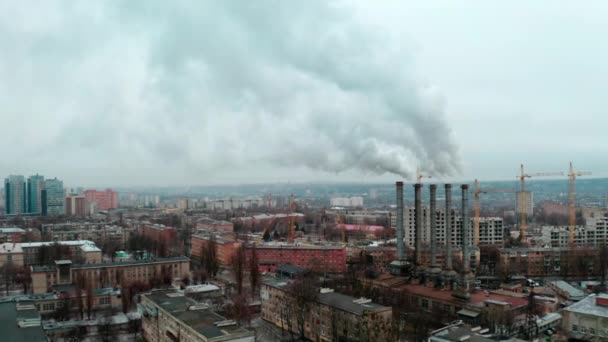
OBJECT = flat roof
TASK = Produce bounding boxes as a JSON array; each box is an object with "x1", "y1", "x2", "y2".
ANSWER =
[
  {"x1": 0, "y1": 227, "x2": 26, "y2": 233},
  {"x1": 550, "y1": 281, "x2": 585, "y2": 299},
  {"x1": 20, "y1": 240, "x2": 95, "y2": 248},
  {"x1": 143, "y1": 290, "x2": 252, "y2": 339},
  {"x1": 564, "y1": 294, "x2": 608, "y2": 318},
  {"x1": 32, "y1": 257, "x2": 190, "y2": 272},
  {"x1": 0, "y1": 302, "x2": 46, "y2": 342}
]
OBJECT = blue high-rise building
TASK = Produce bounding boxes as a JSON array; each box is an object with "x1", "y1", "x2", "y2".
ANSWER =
[
  {"x1": 27, "y1": 174, "x2": 45, "y2": 214},
  {"x1": 44, "y1": 178, "x2": 64, "y2": 216},
  {"x1": 4, "y1": 175, "x2": 26, "y2": 215}
]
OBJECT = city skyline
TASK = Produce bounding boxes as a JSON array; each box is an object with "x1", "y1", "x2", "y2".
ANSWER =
[{"x1": 2, "y1": 1, "x2": 607, "y2": 186}]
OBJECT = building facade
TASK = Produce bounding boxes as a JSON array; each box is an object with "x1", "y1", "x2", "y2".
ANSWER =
[
  {"x1": 84, "y1": 189, "x2": 118, "y2": 211},
  {"x1": 44, "y1": 178, "x2": 65, "y2": 215},
  {"x1": 515, "y1": 191, "x2": 534, "y2": 216},
  {"x1": 65, "y1": 194, "x2": 86, "y2": 217},
  {"x1": 261, "y1": 280, "x2": 393, "y2": 341},
  {"x1": 246, "y1": 243, "x2": 347, "y2": 273},
  {"x1": 4, "y1": 175, "x2": 26, "y2": 215},
  {"x1": 562, "y1": 294, "x2": 608, "y2": 340},
  {"x1": 26, "y1": 174, "x2": 45, "y2": 214},
  {"x1": 191, "y1": 235, "x2": 240, "y2": 267}
]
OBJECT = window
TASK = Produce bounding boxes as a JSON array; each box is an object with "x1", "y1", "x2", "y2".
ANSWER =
[
  {"x1": 590, "y1": 328, "x2": 596, "y2": 335},
  {"x1": 100, "y1": 297, "x2": 110, "y2": 305}
]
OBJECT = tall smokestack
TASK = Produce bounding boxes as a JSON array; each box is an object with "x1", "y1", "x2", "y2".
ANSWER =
[
  {"x1": 461, "y1": 184, "x2": 470, "y2": 274},
  {"x1": 396, "y1": 181, "x2": 405, "y2": 260},
  {"x1": 414, "y1": 183, "x2": 422, "y2": 265},
  {"x1": 430, "y1": 184, "x2": 438, "y2": 268},
  {"x1": 445, "y1": 184, "x2": 453, "y2": 270}
]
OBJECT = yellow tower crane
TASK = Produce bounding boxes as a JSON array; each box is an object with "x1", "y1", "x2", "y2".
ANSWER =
[
  {"x1": 568, "y1": 162, "x2": 591, "y2": 245},
  {"x1": 288, "y1": 194, "x2": 296, "y2": 243},
  {"x1": 517, "y1": 164, "x2": 563, "y2": 241},
  {"x1": 473, "y1": 179, "x2": 515, "y2": 246}
]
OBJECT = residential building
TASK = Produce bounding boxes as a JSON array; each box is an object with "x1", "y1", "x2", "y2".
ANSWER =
[
  {"x1": 31, "y1": 257, "x2": 190, "y2": 294},
  {"x1": 516, "y1": 191, "x2": 534, "y2": 216},
  {"x1": 0, "y1": 227, "x2": 27, "y2": 243},
  {"x1": 4, "y1": 175, "x2": 26, "y2": 215},
  {"x1": 140, "y1": 290, "x2": 255, "y2": 342},
  {"x1": 195, "y1": 217, "x2": 234, "y2": 232},
  {"x1": 26, "y1": 174, "x2": 45, "y2": 214},
  {"x1": 497, "y1": 246, "x2": 600, "y2": 277},
  {"x1": 84, "y1": 189, "x2": 118, "y2": 211},
  {"x1": 390, "y1": 207, "x2": 504, "y2": 247},
  {"x1": 191, "y1": 235, "x2": 240, "y2": 267},
  {"x1": 542, "y1": 218, "x2": 608, "y2": 247},
  {"x1": 562, "y1": 294, "x2": 608, "y2": 340},
  {"x1": 138, "y1": 223, "x2": 178, "y2": 250},
  {"x1": 65, "y1": 194, "x2": 86, "y2": 217},
  {"x1": 330, "y1": 196, "x2": 364, "y2": 207},
  {"x1": 245, "y1": 242, "x2": 346, "y2": 273},
  {"x1": 41, "y1": 222, "x2": 133, "y2": 247},
  {"x1": 261, "y1": 280, "x2": 393, "y2": 341},
  {"x1": 0, "y1": 240, "x2": 101, "y2": 267},
  {"x1": 44, "y1": 178, "x2": 64, "y2": 215}
]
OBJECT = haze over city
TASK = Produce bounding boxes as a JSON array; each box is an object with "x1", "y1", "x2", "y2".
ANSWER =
[{"x1": 2, "y1": 1, "x2": 606, "y2": 186}]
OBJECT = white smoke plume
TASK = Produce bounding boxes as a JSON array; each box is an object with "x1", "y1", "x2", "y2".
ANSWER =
[{"x1": 0, "y1": 1, "x2": 460, "y2": 184}]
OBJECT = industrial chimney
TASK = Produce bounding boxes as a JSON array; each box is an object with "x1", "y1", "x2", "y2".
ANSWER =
[
  {"x1": 414, "y1": 183, "x2": 422, "y2": 266},
  {"x1": 430, "y1": 184, "x2": 438, "y2": 268},
  {"x1": 461, "y1": 184, "x2": 470, "y2": 274},
  {"x1": 445, "y1": 184, "x2": 453, "y2": 271},
  {"x1": 396, "y1": 181, "x2": 405, "y2": 260}
]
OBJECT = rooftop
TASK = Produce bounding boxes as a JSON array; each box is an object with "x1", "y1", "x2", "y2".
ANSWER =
[
  {"x1": 31, "y1": 256, "x2": 190, "y2": 272},
  {"x1": 550, "y1": 281, "x2": 586, "y2": 300},
  {"x1": 249, "y1": 241, "x2": 345, "y2": 250},
  {"x1": 564, "y1": 294, "x2": 608, "y2": 318},
  {"x1": 142, "y1": 290, "x2": 253, "y2": 340},
  {"x1": 0, "y1": 227, "x2": 26, "y2": 233},
  {"x1": 0, "y1": 302, "x2": 46, "y2": 342},
  {"x1": 263, "y1": 280, "x2": 389, "y2": 315},
  {"x1": 395, "y1": 284, "x2": 528, "y2": 309},
  {"x1": 0, "y1": 243, "x2": 23, "y2": 253},
  {"x1": 20, "y1": 240, "x2": 95, "y2": 248},
  {"x1": 80, "y1": 244, "x2": 102, "y2": 252}
]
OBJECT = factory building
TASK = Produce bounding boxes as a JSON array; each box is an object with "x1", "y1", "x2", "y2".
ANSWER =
[{"x1": 245, "y1": 242, "x2": 346, "y2": 273}]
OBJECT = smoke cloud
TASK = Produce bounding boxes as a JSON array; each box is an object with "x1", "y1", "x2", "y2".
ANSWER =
[{"x1": 0, "y1": 1, "x2": 460, "y2": 184}]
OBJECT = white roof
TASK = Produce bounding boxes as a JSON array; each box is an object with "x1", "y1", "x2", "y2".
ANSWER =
[
  {"x1": 564, "y1": 294, "x2": 608, "y2": 318},
  {"x1": 0, "y1": 227, "x2": 26, "y2": 233},
  {"x1": 80, "y1": 244, "x2": 101, "y2": 252},
  {"x1": 20, "y1": 240, "x2": 96, "y2": 248},
  {"x1": 0, "y1": 243, "x2": 23, "y2": 253},
  {"x1": 184, "y1": 284, "x2": 220, "y2": 293}
]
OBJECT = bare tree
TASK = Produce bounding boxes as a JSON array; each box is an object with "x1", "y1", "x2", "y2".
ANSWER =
[
  {"x1": 86, "y1": 281, "x2": 94, "y2": 320},
  {"x1": 0, "y1": 262, "x2": 16, "y2": 295},
  {"x1": 286, "y1": 277, "x2": 318, "y2": 339},
  {"x1": 249, "y1": 243, "x2": 260, "y2": 298},
  {"x1": 233, "y1": 245, "x2": 245, "y2": 295}
]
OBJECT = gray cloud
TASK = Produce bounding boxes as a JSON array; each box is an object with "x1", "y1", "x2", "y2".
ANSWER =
[{"x1": 0, "y1": 0, "x2": 460, "y2": 185}]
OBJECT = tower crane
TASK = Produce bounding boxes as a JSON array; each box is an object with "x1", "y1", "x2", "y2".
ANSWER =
[
  {"x1": 473, "y1": 179, "x2": 515, "y2": 246},
  {"x1": 288, "y1": 194, "x2": 296, "y2": 243},
  {"x1": 517, "y1": 164, "x2": 563, "y2": 241},
  {"x1": 568, "y1": 162, "x2": 591, "y2": 245},
  {"x1": 416, "y1": 166, "x2": 431, "y2": 183}
]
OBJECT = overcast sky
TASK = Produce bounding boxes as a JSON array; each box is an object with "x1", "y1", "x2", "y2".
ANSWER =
[{"x1": 1, "y1": 1, "x2": 605, "y2": 187}]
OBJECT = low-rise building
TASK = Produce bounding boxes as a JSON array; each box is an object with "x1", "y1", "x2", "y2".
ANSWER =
[
  {"x1": 0, "y1": 227, "x2": 26, "y2": 243},
  {"x1": 31, "y1": 257, "x2": 190, "y2": 294},
  {"x1": 261, "y1": 280, "x2": 393, "y2": 341},
  {"x1": 0, "y1": 240, "x2": 102, "y2": 268},
  {"x1": 140, "y1": 290, "x2": 255, "y2": 342},
  {"x1": 548, "y1": 280, "x2": 586, "y2": 301},
  {"x1": 562, "y1": 293, "x2": 608, "y2": 340},
  {"x1": 191, "y1": 235, "x2": 240, "y2": 267},
  {"x1": 246, "y1": 242, "x2": 346, "y2": 273}
]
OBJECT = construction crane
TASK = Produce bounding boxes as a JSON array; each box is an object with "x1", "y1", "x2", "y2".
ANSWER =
[
  {"x1": 473, "y1": 179, "x2": 515, "y2": 246},
  {"x1": 517, "y1": 164, "x2": 563, "y2": 241},
  {"x1": 288, "y1": 194, "x2": 296, "y2": 243},
  {"x1": 416, "y1": 166, "x2": 431, "y2": 183},
  {"x1": 568, "y1": 162, "x2": 591, "y2": 245},
  {"x1": 260, "y1": 217, "x2": 277, "y2": 242}
]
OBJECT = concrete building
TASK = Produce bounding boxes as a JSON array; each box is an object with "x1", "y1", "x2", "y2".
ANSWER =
[
  {"x1": 330, "y1": 196, "x2": 364, "y2": 207},
  {"x1": 26, "y1": 174, "x2": 45, "y2": 214},
  {"x1": 261, "y1": 280, "x2": 392, "y2": 341},
  {"x1": 31, "y1": 257, "x2": 190, "y2": 294},
  {"x1": 191, "y1": 235, "x2": 240, "y2": 267},
  {"x1": 0, "y1": 240, "x2": 101, "y2": 267},
  {"x1": 515, "y1": 191, "x2": 534, "y2": 216},
  {"x1": 41, "y1": 222, "x2": 133, "y2": 247},
  {"x1": 0, "y1": 227, "x2": 26, "y2": 243},
  {"x1": 65, "y1": 194, "x2": 86, "y2": 217},
  {"x1": 391, "y1": 207, "x2": 504, "y2": 247},
  {"x1": 139, "y1": 223, "x2": 178, "y2": 248},
  {"x1": 140, "y1": 290, "x2": 255, "y2": 342},
  {"x1": 542, "y1": 218, "x2": 608, "y2": 247},
  {"x1": 246, "y1": 242, "x2": 346, "y2": 273},
  {"x1": 4, "y1": 175, "x2": 26, "y2": 215},
  {"x1": 548, "y1": 280, "x2": 586, "y2": 301},
  {"x1": 44, "y1": 178, "x2": 64, "y2": 215},
  {"x1": 562, "y1": 293, "x2": 608, "y2": 340},
  {"x1": 84, "y1": 189, "x2": 118, "y2": 211}
]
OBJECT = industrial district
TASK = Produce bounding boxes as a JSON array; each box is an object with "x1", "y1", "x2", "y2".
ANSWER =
[{"x1": 0, "y1": 162, "x2": 606, "y2": 341}]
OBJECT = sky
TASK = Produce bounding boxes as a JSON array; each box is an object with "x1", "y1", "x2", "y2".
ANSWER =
[{"x1": 1, "y1": 1, "x2": 606, "y2": 187}]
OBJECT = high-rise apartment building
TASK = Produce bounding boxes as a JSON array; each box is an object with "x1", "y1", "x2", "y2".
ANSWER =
[
  {"x1": 4, "y1": 175, "x2": 26, "y2": 215},
  {"x1": 84, "y1": 189, "x2": 118, "y2": 211},
  {"x1": 27, "y1": 174, "x2": 45, "y2": 214},
  {"x1": 65, "y1": 194, "x2": 86, "y2": 217},
  {"x1": 44, "y1": 178, "x2": 65, "y2": 215},
  {"x1": 516, "y1": 191, "x2": 534, "y2": 216}
]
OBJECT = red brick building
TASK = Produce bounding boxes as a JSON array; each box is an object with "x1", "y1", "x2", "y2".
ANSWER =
[
  {"x1": 0, "y1": 227, "x2": 26, "y2": 243},
  {"x1": 84, "y1": 189, "x2": 118, "y2": 211},
  {"x1": 191, "y1": 235, "x2": 240, "y2": 267},
  {"x1": 246, "y1": 243, "x2": 346, "y2": 273},
  {"x1": 139, "y1": 223, "x2": 178, "y2": 247},
  {"x1": 65, "y1": 195, "x2": 86, "y2": 217}
]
